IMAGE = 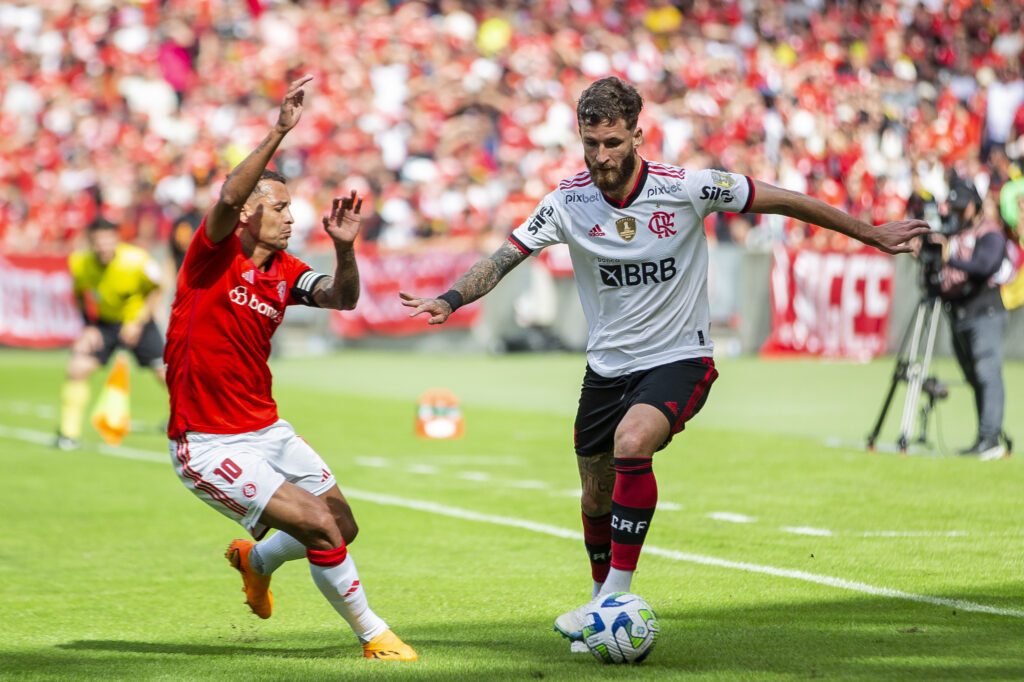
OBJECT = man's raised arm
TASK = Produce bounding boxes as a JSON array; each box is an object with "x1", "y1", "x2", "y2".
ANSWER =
[
  {"x1": 748, "y1": 180, "x2": 931, "y2": 254},
  {"x1": 399, "y1": 240, "x2": 529, "y2": 325},
  {"x1": 205, "y1": 75, "x2": 312, "y2": 244}
]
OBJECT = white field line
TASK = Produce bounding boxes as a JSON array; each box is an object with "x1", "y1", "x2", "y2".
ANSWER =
[
  {"x1": 343, "y1": 488, "x2": 1024, "y2": 619},
  {"x1": 2, "y1": 400, "x2": 158, "y2": 432},
  {"x1": 708, "y1": 511, "x2": 757, "y2": 523},
  {"x1": 3, "y1": 423, "x2": 1022, "y2": 619},
  {"x1": 782, "y1": 526, "x2": 835, "y2": 536},
  {"x1": 709, "y1": 511, "x2": 970, "y2": 538}
]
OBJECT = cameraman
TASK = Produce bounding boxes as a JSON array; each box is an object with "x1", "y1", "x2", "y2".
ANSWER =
[{"x1": 930, "y1": 177, "x2": 1010, "y2": 460}]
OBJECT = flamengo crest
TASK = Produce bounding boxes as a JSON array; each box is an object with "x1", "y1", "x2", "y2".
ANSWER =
[
  {"x1": 648, "y1": 211, "x2": 676, "y2": 239},
  {"x1": 616, "y1": 217, "x2": 637, "y2": 242}
]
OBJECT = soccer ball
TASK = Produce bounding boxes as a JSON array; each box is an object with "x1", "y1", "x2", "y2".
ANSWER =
[{"x1": 581, "y1": 592, "x2": 659, "y2": 664}]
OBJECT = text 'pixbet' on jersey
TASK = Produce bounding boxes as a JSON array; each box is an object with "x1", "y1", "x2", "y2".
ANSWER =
[{"x1": 598, "y1": 257, "x2": 677, "y2": 287}]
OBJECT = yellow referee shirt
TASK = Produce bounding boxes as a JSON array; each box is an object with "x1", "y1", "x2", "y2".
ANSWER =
[{"x1": 68, "y1": 244, "x2": 161, "y2": 324}]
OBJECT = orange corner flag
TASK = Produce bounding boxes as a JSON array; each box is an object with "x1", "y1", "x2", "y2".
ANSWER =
[{"x1": 91, "y1": 355, "x2": 131, "y2": 445}]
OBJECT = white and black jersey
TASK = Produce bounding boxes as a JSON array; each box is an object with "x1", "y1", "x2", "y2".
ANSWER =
[{"x1": 509, "y1": 159, "x2": 753, "y2": 377}]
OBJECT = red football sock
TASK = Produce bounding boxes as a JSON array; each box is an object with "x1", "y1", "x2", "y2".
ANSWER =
[
  {"x1": 610, "y1": 457, "x2": 656, "y2": 571},
  {"x1": 581, "y1": 511, "x2": 611, "y2": 583}
]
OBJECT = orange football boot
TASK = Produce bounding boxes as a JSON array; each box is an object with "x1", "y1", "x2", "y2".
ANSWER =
[
  {"x1": 362, "y1": 629, "x2": 418, "y2": 661},
  {"x1": 225, "y1": 539, "x2": 273, "y2": 619}
]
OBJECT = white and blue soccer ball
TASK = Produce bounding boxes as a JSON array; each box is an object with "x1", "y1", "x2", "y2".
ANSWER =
[{"x1": 581, "y1": 592, "x2": 660, "y2": 664}]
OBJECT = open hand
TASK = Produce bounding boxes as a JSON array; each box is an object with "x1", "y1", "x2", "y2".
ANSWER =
[
  {"x1": 276, "y1": 74, "x2": 313, "y2": 133},
  {"x1": 322, "y1": 191, "x2": 362, "y2": 245},
  {"x1": 399, "y1": 291, "x2": 452, "y2": 325},
  {"x1": 872, "y1": 219, "x2": 932, "y2": 255}
]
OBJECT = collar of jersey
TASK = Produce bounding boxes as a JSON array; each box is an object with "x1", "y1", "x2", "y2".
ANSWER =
[
  {"x1": 244, "y1": 250, "x2": 280, "y2": 279},
  {"x1": 599, "y1": 158, "x2": 649, "y2": 210}
]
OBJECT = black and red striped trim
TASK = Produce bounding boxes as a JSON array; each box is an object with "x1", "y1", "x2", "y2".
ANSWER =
[
  {"x1": 508, "y1": 234, "x2": 532, "y2": 255},
  {"x1": 740, "y1": 176, "x2": 755, "y2": 213}
]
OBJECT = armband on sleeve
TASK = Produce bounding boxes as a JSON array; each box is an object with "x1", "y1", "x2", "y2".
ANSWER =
[{"x1": 291, "y1": 269, "x2": 329, "y2": 307}]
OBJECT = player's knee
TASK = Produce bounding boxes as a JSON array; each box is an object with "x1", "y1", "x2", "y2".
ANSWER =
[
  {"x1": 296, "y1": 506, "x2": 343, "y2": 550},
  {"x1": 340, "y1": 518, "x2": 358, "y2": 545},
  {"x1": 613, "y1": 428, "x2": 653, "y2": 460}
]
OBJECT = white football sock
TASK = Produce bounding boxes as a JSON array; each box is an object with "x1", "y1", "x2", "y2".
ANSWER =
[
  {"x1": 250, "y1": 531, "x2": 306, "y2": 575},
  {"x1": 599, "y1": 567, "x2": 633, "y2": 595},
  {"x1": 309, "y1": 553, "x2": 388, "y2": 642},
  {"x1": 592, "y1": 581, "x2": 604, "y2": 599}
]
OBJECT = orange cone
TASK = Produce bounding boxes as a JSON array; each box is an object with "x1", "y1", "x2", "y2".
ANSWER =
[
  {"x1": 91, "y1": 355, "x2": 131, "y2": 445},
  {"x1": 415, "y1": 388, "x2": 464, "y2": 439}
]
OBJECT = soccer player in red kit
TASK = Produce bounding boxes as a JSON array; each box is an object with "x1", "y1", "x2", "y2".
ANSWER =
[{"x1": 165, "y1": 76, "x2": 416, "y2": 661}]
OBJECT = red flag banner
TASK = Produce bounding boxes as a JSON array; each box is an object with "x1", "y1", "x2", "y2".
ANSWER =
[
  {"x1": 331, "y1": 248, "x2": 483, "y2": 337},
  {"x1": 761, "y1": 245, "x2": 895, "y2": 360},
  {"x1": 0, "y1": 254, "x2": 82, "y2": 348}
]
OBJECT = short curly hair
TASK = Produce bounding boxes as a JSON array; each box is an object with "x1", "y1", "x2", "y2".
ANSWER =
[{"x1": 576, "y1": 77, "x2": 644, "y2": 131}]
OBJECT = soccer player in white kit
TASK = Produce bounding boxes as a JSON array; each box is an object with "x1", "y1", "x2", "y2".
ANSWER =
[
  {"x1": 399, "y1": 77, "x2": 930, "y2": 651},
  {"x1": 165, "y1": 76, "x2": 416, "y2": 661}
]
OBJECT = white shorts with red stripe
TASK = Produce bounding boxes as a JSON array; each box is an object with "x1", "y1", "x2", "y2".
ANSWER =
[{"x1": 169, "y1": 419, "x2": 337, "y2": 539}]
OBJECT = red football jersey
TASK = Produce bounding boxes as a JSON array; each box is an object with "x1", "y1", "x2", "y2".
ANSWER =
[{"x1": 165, "y1": 219, "x2": 315, "y2": 438}]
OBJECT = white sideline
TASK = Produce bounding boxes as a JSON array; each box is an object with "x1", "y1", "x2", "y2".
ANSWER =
[
  {"x1": 339, "y1": 489, "x2": 1024, "y2": 620},
  {"x1": 3, "y1": 424, "x2": 1022, "y2": 619}
]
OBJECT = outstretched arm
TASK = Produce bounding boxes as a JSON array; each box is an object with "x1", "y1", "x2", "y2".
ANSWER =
[
  {"x1": 310, "y1": 191, "x2": 363, "y2": 310},
  {"x1": 400, "y1": 240, "x2": 529, "y2": 325},
  {"x1": 205, "y1": 75, "x2": 313, "y2": 244},
  {"x1": 748, "y1": 180, "x2": 931, "y2": 254}
]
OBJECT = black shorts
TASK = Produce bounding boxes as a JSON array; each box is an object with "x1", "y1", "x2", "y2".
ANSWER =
[
  {"x1": 92, "y1": 320, "x2": 165, "y2": 369},
  {"x1": 573, "y1": 357, "x2": 718, "y2": 457}
]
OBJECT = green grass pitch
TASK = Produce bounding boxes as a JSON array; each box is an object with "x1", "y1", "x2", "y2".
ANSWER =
[{"x1": 2, "y1": 348, "x2": 1022, "y2": 680}]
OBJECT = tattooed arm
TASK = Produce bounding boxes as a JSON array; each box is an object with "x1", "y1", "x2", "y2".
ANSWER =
[
  {"x1": 399, "y1": 240, "x2": 529, "y2": 325},
  {"x1": 309, "y1": 191, "x2": 362, "y2": 310}
]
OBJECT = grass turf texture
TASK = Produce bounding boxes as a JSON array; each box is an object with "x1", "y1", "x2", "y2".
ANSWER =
[{"x1": 1, "y1": 348, "x2": 1022, "y2": 681}]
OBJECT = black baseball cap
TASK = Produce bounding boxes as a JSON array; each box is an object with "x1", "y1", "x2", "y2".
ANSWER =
[{"x1": 947, "y1": 177, "x2": 981, "y2": 212}]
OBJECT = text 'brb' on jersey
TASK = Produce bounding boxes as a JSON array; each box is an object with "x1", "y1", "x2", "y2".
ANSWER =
[
  {"x1": 164, "y1": 219, "x2": 316, "y2": 438},
  {"x1": 510, "y1": 160, "x2": 753, "y2": 377}
]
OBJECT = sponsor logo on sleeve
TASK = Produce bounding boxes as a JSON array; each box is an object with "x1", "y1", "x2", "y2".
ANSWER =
[
  {"x1": 527, "y1": 205, "x2": 555, "y2": 234},
  {"x1": 699, "y1": 185, "x2": 734, "y2": 202},
  {"x1": 711, "y1": 170, "x2": 737, "y2": 188}
]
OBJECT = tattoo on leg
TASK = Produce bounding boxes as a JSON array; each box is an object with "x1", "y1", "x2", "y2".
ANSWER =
[{"x1": 578, "y1": 452, "x2": 615, "y2": 516}]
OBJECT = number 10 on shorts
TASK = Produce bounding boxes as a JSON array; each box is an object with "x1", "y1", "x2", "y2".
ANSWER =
[{"x1": 214, "y1": 458, "x2": 242, "y2": 483}]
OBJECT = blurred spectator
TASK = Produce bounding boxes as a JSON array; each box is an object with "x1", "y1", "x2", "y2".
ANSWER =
[{"x1": 0, "y1": 0, "x2": 1021, "y2": 262}]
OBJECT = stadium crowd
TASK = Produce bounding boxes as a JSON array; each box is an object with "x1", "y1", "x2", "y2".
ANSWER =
[{"x1": 1, "y1": 0, "x2": 1023, "y2": 258}]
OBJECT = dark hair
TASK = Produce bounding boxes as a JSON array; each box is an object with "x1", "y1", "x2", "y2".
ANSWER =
[
  {"x1": 259, "y1": 169, "x2": 287, "y2": 185},
  {"x1": 251, "y1": 168, "x2": 287, "y2": 200},
  {"x1": 576, "y1": 77, "x2": 644, "y2": 131},
  {"x1": 87, "y1": 218, "x2": 117, "y2": 234}
]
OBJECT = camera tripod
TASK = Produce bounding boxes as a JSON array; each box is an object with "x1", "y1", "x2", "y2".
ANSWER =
[{"x1": 867, "y1": 294, "x2": 947, "y2": 453}]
